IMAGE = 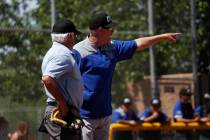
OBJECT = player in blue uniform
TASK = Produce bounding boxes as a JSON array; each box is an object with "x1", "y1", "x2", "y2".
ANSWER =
[
  {"x1": 112, "y1": 98, "x2": 140, "y2": 124},
  {"x1": 139, "y1": 98, "x2": 170, "y2": 140},
  {"x1": 112, "y1": 98, "x2": 140, "y2": 140},
  {"x1": 173, "y1": 87, "x2": 199, "y2": 140},
  {"x1": 73, "y1": 12, "x2": 181, "y2": 140},
  {"x1": 194, "y1": 93, "x2": 210, "y2": 140},
  {"x1": 140, "y1": 98, "x2": 170, "y2": 123}
]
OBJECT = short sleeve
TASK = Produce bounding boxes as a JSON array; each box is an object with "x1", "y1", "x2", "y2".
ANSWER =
[
  {"x1": 194, "y1": 106, "x2": 202, "y2": 116},
  {"x1": 140, "y1": 109, "x2": 150, "y2": 121},
  {"x1": 43, "y1": 55, "x2": 73, "y2": 79},
  {"x1": 173, "y1": 102, "x2": 183, "y2": 119},
  {"x1": 112, "y1": 111, "x2": 121, "y2": 123},
  {"x1": 112, "y1": 40, "x2": 137, "y2": 62}
]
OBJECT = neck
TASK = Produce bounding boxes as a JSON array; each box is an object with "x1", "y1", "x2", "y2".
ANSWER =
[
  {"x1": 55, "y1": 41, "x2": 69, "y2": 48},
  {"x1": 88, "y1": 34, "x2": 99, "y2": 48},
  {"x1": 62, "y1": 42, "x2": 72, "y2": 49}
]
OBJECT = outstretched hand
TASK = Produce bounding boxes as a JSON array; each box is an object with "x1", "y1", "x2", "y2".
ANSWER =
[
  {"x1": 136, "y1": 32, "x2": 182, "y2": 51},
  {"x1": 162, "y1": 33, "x2": 182, "y2": 42}
]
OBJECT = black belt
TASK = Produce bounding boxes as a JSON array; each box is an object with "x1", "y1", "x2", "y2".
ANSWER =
[{"x1": 47, "y1": 101, "x2": 58, "y2": 106}]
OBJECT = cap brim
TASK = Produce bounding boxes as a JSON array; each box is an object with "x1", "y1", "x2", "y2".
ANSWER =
[
  {"x1": 181, "y1": 93, "x2": 191, "y2": 96},
  {"x1": 103, "y1": 22, "x2": 117, "y2": 28},
  {"x1": 152, "y1": 104, "x2": 161, "y2": 106},
  {"x1": 75, "y1": 29, "x2": 82, "y2": 35},
  {"x1": 124, "y1": 103, "x2": 131, "y2": 106}
]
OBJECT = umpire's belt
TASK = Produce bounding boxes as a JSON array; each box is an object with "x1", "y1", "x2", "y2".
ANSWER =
[
  {"x1": 47, "y1": 101, "x2": 58, "y2": 106},
  {"x1": 46, "y1": 101, "x2": 80, "y2": 117}
]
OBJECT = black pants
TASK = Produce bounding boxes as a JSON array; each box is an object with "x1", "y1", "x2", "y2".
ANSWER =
[{"x1": 39, "y1": 105, "x2": 81, "y2": 140}]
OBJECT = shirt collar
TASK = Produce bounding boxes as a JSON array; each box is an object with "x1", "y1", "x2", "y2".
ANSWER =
[
  {"x1": 83, "y1": 37, "x2": 98, "y2": 53},
  {"x1": 53, "y1": 41, "x2": 75, "y2": 56}
]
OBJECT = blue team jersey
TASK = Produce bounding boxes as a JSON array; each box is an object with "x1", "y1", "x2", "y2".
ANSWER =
[
  {"x1": 173, "y1": 100, "x2": 194, "y2": 120},
  {"x1": 140, "y1": 108, "x2": 168, "y2": 122},
  {"x1": 112, "y1": 107, "x2": 140, "y2": 123},
  {"x1": 194, "y1": 105, "x2": 210, "y2": 117},
  {"x1": 73, "y1": 38, "x2": 137, "y2": 119}
]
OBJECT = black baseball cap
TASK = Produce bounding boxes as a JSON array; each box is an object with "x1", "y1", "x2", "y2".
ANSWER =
[
  {"x1": 151, "y1": 98, "x2": 161, "y2": 106},
  {"x1": 89, "y1": 12, "x2": 114, "y2": 30},
  {"x1": 179, "y1": 87, "x2": 192, "y2": 96},
  {"x1": 52, "y1": 19, "x2": 81, "y2": 34}
]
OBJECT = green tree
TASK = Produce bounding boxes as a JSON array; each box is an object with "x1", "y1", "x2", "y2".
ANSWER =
[
  {"x1": 0, "y1": 0, "x2": 47, "y2": 104},
  {"x1": 197, "y1": 0, "x2": 210, "y2": 74},
  {"x1": 0, "y1": 0, "x2": 210, "y2": 105}
]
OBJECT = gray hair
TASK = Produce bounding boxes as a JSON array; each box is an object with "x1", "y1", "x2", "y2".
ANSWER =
[{"x1": 51, "y1": 33, "x2": 68, "y2": 44}]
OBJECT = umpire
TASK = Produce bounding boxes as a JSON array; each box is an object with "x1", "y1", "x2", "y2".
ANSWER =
[{"x1": 39, "y1": 19, "x2": 83, "y2": 140}]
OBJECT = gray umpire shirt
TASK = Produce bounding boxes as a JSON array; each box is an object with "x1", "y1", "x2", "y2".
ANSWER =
[{"x1": 42, "y1": 42, "x2": 83, "y2": 109}]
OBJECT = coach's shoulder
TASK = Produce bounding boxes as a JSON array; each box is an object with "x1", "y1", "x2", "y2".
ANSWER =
[{"x1": 73, "y1": 40, "x2": 84, "y2": 49}]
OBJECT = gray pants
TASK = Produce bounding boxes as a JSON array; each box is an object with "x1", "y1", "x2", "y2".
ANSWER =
[
  {"x1": 82, "y1": 116, "x2": 110, "y2": 140},
  {"x1": 39, "y1": 105, "x2": 81, "y2": 140}
]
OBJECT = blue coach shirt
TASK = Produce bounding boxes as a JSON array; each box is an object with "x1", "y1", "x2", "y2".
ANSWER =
[{"x1": 73, "y1": 37, "x2": 137, "y2": 119}]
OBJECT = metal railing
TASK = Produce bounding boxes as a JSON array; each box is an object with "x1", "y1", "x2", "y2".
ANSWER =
[{"x1": 109, "y1": 122, "x2": 210, "y2": 140}]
